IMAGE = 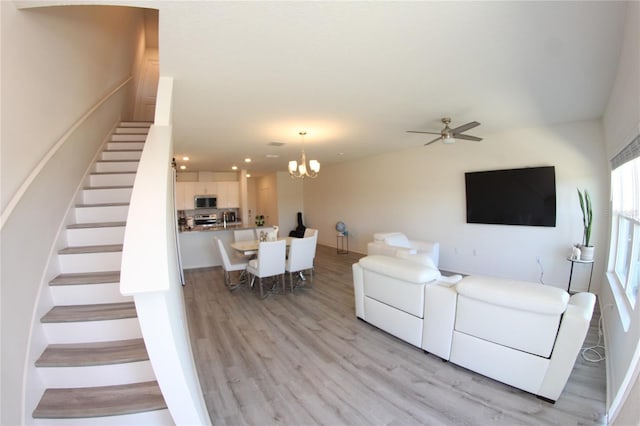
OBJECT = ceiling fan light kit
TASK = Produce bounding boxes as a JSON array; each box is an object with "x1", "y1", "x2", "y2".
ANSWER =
[{"x1": 407, "y1": 117, "x2": 482, "y2": 146}]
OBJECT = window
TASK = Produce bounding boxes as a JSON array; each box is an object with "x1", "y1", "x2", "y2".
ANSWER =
[{"x1": 610, "y1": 136, "x2": 640, "y2": 309}]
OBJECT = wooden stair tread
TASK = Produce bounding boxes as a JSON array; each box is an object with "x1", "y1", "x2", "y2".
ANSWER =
[
  {"x1": 96, "y1": 159, "x2": 140, "y2": 163},
  {"x1": 90, "y1": 171, "x2": 136, "y2": 176},
  {"x1": 36, "y1": 338, "x2": 147, "y2": 367},
  {"x1": 83, "y1": 185, "x2": 133, "y2": 190},
  {"x1": 49, "y1": 271, "x2": 120, "y2": 286},
  {"x1": 102, "y1": 149, "x2": 143, "y2": 153},
  {"x1": 67, "y1": 221, "x2": 126, "y2": 230},
  {"x1": 41, "y1": 302, "x2": 136, "y2": 323},
  {"x1": 119, "y1": 121, "x2": 152, "y2": 126},
  {"x1": 32, "y1": 381, "x2": 166, "y2": 419},
  {"x1": 75, "y1": 202, "x2": 129, "y2": 208},
  {"x1": 59, "y1": 244, "x2": 123, "y2": 255}
]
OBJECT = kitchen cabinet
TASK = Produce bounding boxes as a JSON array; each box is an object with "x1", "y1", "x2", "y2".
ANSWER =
[
  {"x1": 217, "y1": 181, "x2": 240, "y2": 208},
  {"x1": 175, "y1": 181, "x2": 240, "y2": 210},
  {"x1": 194, "y1": 182, "x2": 218, "y2": 196},
  {"x1": 175, "y1": 182, "x2": 196, "y2": 210}
]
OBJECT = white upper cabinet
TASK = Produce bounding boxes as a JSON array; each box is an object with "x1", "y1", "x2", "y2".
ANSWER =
[
  {"x1": 218, "y1": 181, "x2": 240, "y2": 208},
  {"x1": 175, "y1": 181, "x2": 239, "y2": 210},
  {"x1": 175, "y1": 182, "x2": 196, "y2": 210}
]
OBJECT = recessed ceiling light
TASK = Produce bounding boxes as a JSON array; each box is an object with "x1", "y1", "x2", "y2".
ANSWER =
[
  {"x1": 246, "y1": 173, "x2": 251, "y2": 178},
  {"x1": 266, "y1": 154, "x2": 279, "y2": 158},
  {"x1": 180, "y1": 165, "x2": 187, "y2": 170},
  {"x1": 268, "y1": 141, "x2": 285, "y2": 147},
  {"x1": 182, "y1": 156, "x2": 190, "y2": 161},
  {"x1": 244, "y1": 158, "x2": 252, "y2": 163},
  {"x1": 231, "y1": 165, "x2": 238, "y2": 170}
]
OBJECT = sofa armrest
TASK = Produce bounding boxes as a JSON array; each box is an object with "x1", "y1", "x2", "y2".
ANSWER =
[
  {"x1": 409, "y1": 240, "x2": 440, "y2": 267},
  {"x1": 537, "y1": 292, "x2": 596, "y2": 401},
  {"x1": 422, "y1": 283, "x2": 458, "y2": 359},
  {"x1": 352, "y1": 262, "x2": 365, "y2": 319}
]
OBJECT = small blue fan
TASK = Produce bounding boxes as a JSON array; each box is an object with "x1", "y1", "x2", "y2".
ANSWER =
[{"x1": 336, "y1": 221, "x2": 347, "y2": 235}]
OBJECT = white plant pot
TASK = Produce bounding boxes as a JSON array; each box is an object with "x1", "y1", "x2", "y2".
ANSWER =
[{"x1": 580, "y1": 245, "x2": 595, "y2": 261}]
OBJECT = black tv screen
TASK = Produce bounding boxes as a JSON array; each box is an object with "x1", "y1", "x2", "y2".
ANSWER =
[{"x1": 465, "y1": 166, "x2": 556, "y2": 227}]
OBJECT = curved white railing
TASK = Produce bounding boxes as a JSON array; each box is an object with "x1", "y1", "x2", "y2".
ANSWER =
[{"x1": 120, "y1": 77, "x2": 210, "y2": 425}]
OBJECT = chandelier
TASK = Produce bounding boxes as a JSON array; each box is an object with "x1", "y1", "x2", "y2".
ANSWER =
[{"x1": 288, "y1": 131, "x2": 320, "y2": 179}]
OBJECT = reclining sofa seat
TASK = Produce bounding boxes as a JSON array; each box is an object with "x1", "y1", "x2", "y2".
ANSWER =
[
  {"x1": 353, "y1": 255, "x2": 441, "y2": 347},
  {"x1": 353, "y1": 255, "x2": 596, "y2": 402}
]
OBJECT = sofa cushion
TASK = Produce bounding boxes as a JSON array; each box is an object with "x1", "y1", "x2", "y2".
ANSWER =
[
  {"x1": 395, "y1": 251, "x2": 436, "y2": 269},
  {"x1": 373, "y1": 232, "x2": 403, "y2": 242},
  {"x1": 456, "y1": 276, "x2": 569, "y2": 315},
  {"x1": 454, "y1": 276, "x2": 569, "y2": 358},
  {"x1": 359, "y1": 255, "x2": 440, "y2": 284},
  {"x1": 384, "y1": 233, "x2": 411, "y2": 248}
]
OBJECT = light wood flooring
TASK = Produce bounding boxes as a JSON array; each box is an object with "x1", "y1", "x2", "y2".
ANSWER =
[{"x1": 183, "y1": 245, "x2": 606, "y2": 426}]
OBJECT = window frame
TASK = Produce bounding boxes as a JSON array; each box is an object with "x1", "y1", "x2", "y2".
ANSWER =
[{"x1": 609, "y1": 143, "x2": 640, "y2": 314}]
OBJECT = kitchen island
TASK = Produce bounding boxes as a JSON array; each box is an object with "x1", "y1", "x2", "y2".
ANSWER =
[{"x1": 179, "y1": 223, "x2": 272, "y2": 269}]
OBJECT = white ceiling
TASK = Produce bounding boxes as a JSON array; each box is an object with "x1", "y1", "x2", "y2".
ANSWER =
[{"x1": 158, "y1": 1, "x2": 627, "y2": 175}]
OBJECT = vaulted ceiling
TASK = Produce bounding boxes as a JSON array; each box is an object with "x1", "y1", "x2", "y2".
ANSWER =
[{"x1": 157, "y1": 1, "x2": 627, "y2": 175}]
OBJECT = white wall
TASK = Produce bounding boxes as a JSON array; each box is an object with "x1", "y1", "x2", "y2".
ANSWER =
[
  {"x1": 276, "y1": 171, "x2": 304, "y2": 237},
  {"x1": 0, "y1": 5, "x2": 145, "y2": 425},
  {"x1": 601, "y1": 2, "x2": 640, "y2": 424},
  {"x1": 303, "y1": 119, "x2": 608, "y2": 292}
]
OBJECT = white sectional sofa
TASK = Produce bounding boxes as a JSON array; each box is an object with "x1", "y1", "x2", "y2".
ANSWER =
[
  {"x1": 352, "y1": 255, "x2": 596, "y2": 402},
  {"x1": 367, "y1": 232, "x2": 440, "y2": 267}
]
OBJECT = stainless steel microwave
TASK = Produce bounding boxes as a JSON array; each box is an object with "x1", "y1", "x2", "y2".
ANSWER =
[{"x1": 194, "y1": 195, "x2": 217, "y2": 209}]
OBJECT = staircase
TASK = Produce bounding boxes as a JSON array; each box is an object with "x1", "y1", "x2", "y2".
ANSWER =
[{"x1": 31, "y1": 122, "x2": 173, "y2": 425}]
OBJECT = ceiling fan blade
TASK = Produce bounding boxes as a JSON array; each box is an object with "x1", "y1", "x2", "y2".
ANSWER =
[
  {"x1": 407, "y1": 130, "x2": 441, "y2": 135},
  {"x1": 455, "y1": 134, "x2": 483, "y2": 142},
  {"x1": 424, "y1": 136, "x2": 442, "y2": 146},
  {"x1": 451, "y1": 121, "x2": 480, "y2": 134}
]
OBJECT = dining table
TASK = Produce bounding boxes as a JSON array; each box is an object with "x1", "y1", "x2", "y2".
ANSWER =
[{"x1": 230, "y1": 236, "x2": 293, "y2": 256}]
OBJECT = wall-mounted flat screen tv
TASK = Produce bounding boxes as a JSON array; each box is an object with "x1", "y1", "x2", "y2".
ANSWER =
[{"x1": 465, "y1": 166, "x2": 556, "y2": 227}]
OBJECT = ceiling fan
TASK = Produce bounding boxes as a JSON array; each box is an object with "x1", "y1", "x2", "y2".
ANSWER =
[{"x1": 407, "y1": 117, "x2": 482, "y2": 146}]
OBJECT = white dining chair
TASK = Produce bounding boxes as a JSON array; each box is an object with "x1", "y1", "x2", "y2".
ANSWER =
[
  {"x1": 255, "y1": 226, "x2": 278, "y2": 241},
  {"x1": 303, "y1": 228, "x2": 317, "y2": 238},
  {"x1": 234, "y1": 229, "x2": 256, "y2": 242},
  {"x1": 246, "y1": 239, "x2": 286, "y2": 298},
  {"x1": 285, "y1": 235, "x2": 316, "y2": 292},
  {"x1": 214, "y1": 237, "x2": 248, "y2": 291}
]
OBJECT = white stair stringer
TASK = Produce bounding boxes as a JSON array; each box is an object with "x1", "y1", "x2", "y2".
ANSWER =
[{"x1": 30, "y1": 122, "x2": 171, "y2": 424}]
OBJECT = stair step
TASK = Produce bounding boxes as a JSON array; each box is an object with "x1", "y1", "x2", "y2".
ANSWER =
[
  {"x1": 107, "y1": 141, "x2": 145, "y2": 151},
  {"x1": 95, "y1": 160, "x2": 140, "y2": 173},
  {"x1": 114, "y1": 127, "x2": 149, "y2": 134},
  {"x1": 90, "y1": 172, "x2": 136, "y2": 187},
  {"x1": 75, "y1": 202, "x2": 129, "y2": 208},
  {"x1": 81, "y1": 186, "x2": 133, "y2": 204},
  {"x1": 110, "y1": 134, "x2": 147, "y2": 142},
  {"x1": 67, "y1": 221, "x2": 126, "y2": 230},
  {"x1": 101, "y1": 150, "x2": 143, "y2": 161},
  {"x1": 41, "y1": 302, "x2": 136, "y2": 323},
  {"x1": 119, "y1": 121, "x2": 152, "y2": 128},
  {"x1": 50, "y1": 271, "x2": 120, "y2": 286},
  {"x1": 32, "y1": 381, "x2": 166, "y2": 419},
  {"x1": 59, "y1": 244, "x2": 123, "y2": 255},
  {"x1": 36, "y1": 338, "x2": 147, "y2": 367},
  {"x1": 74, "y1": 204, "x2": 129, "y2": 224}
]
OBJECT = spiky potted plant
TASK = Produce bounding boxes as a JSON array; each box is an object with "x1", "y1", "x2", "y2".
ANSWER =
[{"x1": 577, "y1": 188, "x2": 594, "y2": 261}]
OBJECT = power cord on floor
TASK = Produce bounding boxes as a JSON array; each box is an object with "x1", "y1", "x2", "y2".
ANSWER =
[{"x1": 581, "y1": 313, "x2": 606, "y2": 363}]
